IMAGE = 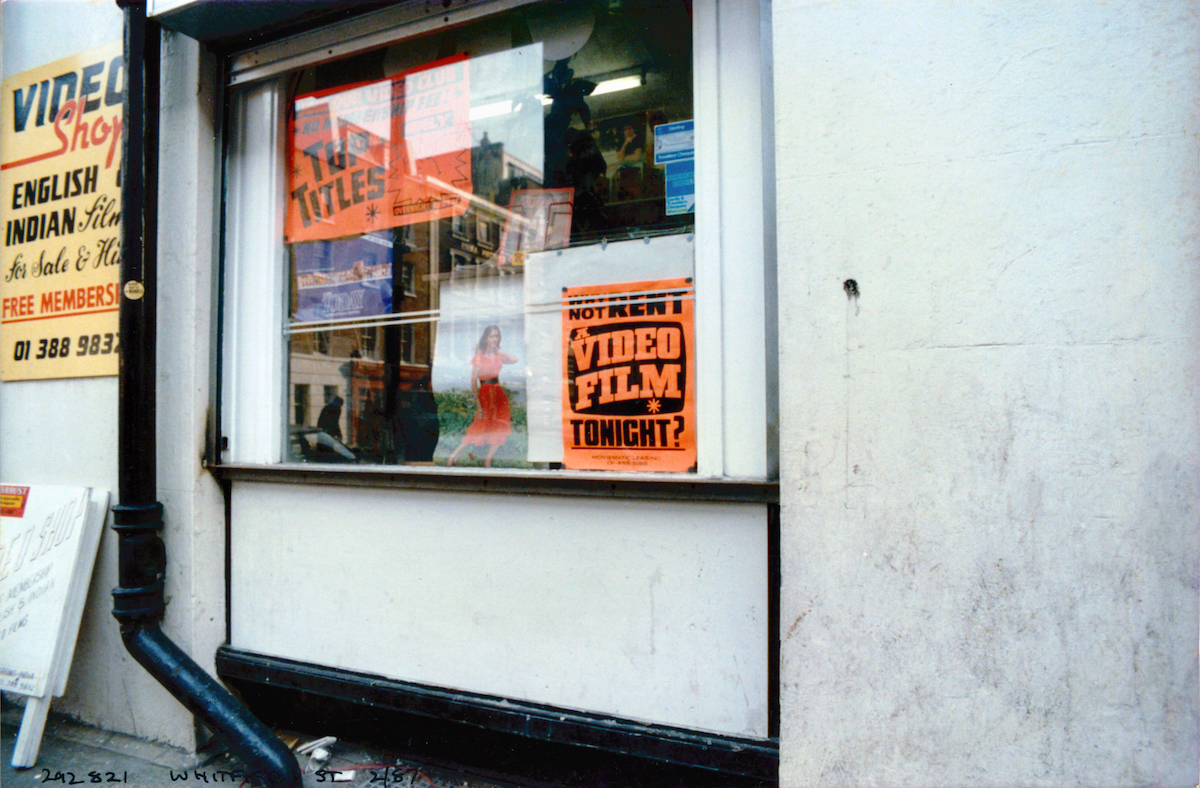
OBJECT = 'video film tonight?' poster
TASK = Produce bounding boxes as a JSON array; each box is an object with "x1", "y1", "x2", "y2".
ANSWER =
[{"x1": 562, "y1": 278, "x2": 695, "y2": 472}]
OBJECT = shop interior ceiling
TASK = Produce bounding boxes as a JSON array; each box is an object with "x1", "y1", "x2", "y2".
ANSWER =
[{"x1": 373, "y1": 1, "x2": 692, "y2": 120}]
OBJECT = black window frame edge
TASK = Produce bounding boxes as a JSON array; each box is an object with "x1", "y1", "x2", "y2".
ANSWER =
[{"x1": 216, "y1": 645, "x2": 780, "y2": 784}]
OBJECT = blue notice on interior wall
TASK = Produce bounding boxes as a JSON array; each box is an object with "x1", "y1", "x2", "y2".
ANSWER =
[
  {"x1": 656, "y1": 120, "x2": 695, "y2": 216},
  {"x1": 665, "y1": 159, "x2": 695, "y2": 216},
  {"x1": 654, "y1": 120, "x2": 694, "y2": 164}
]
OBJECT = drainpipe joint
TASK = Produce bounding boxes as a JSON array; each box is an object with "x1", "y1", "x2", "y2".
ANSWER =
[{"x1": 111, "y1": 502, "x2": 166, "y2": 630}]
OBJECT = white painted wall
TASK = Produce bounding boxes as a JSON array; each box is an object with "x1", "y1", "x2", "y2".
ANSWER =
[
  {"x1": 774, "y1": 1, "x2": 1199, "y2": 785},
  {"x1": 231, "y1": 483, "x2": 770, "y2": 738},
  {"x1": 150, "y1": 29, "x2": 226, "y2": 749},
  {"x1": 1, "y1": 4, "x2": 223, "y2": 751},
  {"x1": 15, "y1": 0, "x2": 1198, "y2": 779}
]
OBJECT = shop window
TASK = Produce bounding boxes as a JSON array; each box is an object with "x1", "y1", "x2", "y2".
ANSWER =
[{"x1": 222, "y1": 0, "x2": 772, "y2": 479}]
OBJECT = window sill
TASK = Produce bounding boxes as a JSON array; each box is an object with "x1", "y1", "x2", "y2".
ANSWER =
[{"x1": 207, "y1": 461, "x2": 778, "y2": 503}]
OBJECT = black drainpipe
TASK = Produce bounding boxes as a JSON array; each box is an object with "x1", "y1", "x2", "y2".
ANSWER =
[{"x1": 111, "y1": 3, "x2": 301, "y2": 786}]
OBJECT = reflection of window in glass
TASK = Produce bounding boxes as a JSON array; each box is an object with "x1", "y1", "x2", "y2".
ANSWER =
[
  {"x1": 360, "y1": 326, "x2": 377, "y2": 356},
  {"x1": 477, "y1": 220, "x2": 493, "y2": 247},
  {"x1": 399, "y1": 324, "x2": 415, "y2": 365},
  {"x1": 397, "y1": 224, "x2": 414, "y2": 250},
  {"x1": 401, "y1": 262, "x2": 416, "y2": 296},
  {"x1": 315, "y1": 331, "x2": 330, "y2": 355},
  {"x1": 293, "y1": 384, "x2": 309, "y2": 426}
]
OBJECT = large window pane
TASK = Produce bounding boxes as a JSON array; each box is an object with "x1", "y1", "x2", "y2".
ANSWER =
[{"x1": 280, "y1": 0, "x2": 695, "y2": 471}]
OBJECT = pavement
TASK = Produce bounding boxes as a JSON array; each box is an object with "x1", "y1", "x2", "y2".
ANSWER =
[{"x1": 1, "y1": 697, "x2": 526, "y2": 788}]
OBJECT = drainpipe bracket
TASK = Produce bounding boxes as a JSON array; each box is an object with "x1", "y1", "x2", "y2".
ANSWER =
[
  {"x1": 112, "y1": 582, "x2": 167, "y2": 625},
  {"x1": 112, "y1": 502, "x2": 164, "y2": 527}
]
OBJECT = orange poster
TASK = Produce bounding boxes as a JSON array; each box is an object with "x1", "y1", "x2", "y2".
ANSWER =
[
  {"x1": 562, "y1": 278, "x2": 695, "y2": 472},
  {"x1": 285, "y1": 55, "x2": 472, "y2": 243}
]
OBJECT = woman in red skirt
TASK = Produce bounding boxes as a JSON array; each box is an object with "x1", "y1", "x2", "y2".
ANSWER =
[{"x1": 447, "y1": 325, "x2": 519, "y2": 467}]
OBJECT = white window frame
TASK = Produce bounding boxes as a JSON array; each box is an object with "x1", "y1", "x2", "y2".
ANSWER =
[{"x1": 220, "y1": 0, "x2": 771, "y2": 480}]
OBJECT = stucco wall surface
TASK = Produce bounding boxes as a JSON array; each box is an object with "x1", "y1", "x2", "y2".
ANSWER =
[{"x1": 774, "y1": 1, "x2": 1199, "y2": 785}]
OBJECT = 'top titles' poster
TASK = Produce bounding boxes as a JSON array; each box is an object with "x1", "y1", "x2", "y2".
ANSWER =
[{"x1": 286, "y1": 55, "x2": 472, "y2": 243}]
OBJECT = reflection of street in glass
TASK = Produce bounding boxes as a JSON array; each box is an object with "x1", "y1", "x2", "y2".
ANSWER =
[{"x1": 394, "y1": 376, "x2": 440, "y2": 464}]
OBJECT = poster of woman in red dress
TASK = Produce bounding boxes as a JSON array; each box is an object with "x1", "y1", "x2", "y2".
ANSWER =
[{"x1": 447, "y1": 325, "x2": 519, "y2": 467}]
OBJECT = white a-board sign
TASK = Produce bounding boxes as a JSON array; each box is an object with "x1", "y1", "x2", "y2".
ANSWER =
[{"x1": 0, "y1": 484, "x2": 109, "y2": 768}]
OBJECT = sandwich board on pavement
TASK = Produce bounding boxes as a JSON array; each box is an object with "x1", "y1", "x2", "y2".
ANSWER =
[{"x1": 0, "y1": 484, "x2": 109, "y2": 768}]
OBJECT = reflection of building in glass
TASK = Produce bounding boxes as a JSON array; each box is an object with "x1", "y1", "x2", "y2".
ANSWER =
[
  {"x1": 446, "y1": 136, "x2": 543, "y2": 277},
  {"x1": 286, "y1": 135, "x2": 544, "y2": 461},
  {"x1": 446, "y1": 205, "x2": 503, "y2": 274},
  {"x1": 471, "y1": 133, "x2": 544, "y2": 206},
  {"x1": 288, "y1": 330, "x2": 362, "y2": 446}
]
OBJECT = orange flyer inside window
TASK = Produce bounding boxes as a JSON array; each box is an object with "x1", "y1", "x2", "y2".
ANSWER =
[
  {"x1": 285, "y1": 55, "x2": 472, "y2": 243},
  {"x1": 562, "y1": 278, "x2": 695, "y2": 472}
]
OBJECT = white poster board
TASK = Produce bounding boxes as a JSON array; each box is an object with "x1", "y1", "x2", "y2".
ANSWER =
[
  {"x1": 523, "y1": 234, "x2": 694, "y2": 461},
  {"x1": 0, "y1": 484, "x2": 108, "y2": 767}
]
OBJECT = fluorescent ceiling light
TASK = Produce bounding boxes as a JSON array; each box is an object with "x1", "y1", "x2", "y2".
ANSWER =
[
  {"x1": 591, "y1": 75, "x2": 643, "y2": 96},
  {"x1": 470, "y1": 99, "x2": 514, "y2": 121},
  {"x1": 539, "y1": 74, "x2": 644, "y2": 107}
]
